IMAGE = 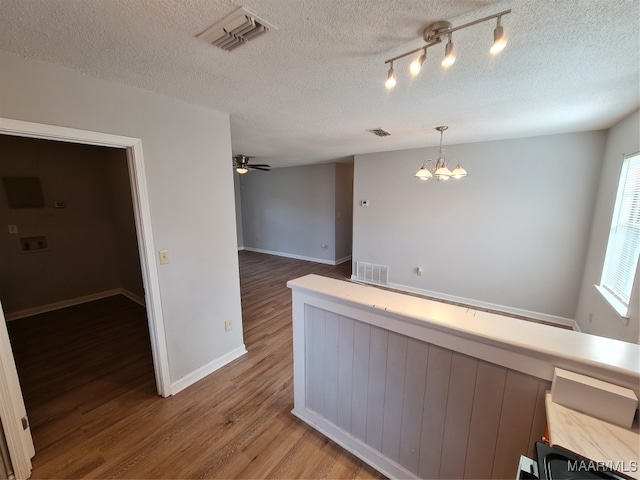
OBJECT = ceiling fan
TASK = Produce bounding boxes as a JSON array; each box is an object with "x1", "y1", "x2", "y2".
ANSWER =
[{"x1": 233, "y1": 155, "x2": 271, "y2": 174}]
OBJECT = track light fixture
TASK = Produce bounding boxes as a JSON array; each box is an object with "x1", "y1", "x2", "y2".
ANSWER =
[
  {"x1": 384, "y1": 9, "x2": 511, "y2": 88},
  {"x1": 415, "y1": 126, "x2": 467, "y2": 182}
]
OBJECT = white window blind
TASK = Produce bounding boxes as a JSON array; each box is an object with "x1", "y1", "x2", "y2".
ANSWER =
[{"x1": 600, "y1": 152, "x2": 640, "y2": 313}]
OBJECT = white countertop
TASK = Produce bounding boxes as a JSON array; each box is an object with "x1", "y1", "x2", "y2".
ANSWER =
[
  {"x1": 288, "y1": 275, "x2": 640, "y2": 392},
  {"x1": 546, "y1": 392, "x2": 640, "y2": 479}
]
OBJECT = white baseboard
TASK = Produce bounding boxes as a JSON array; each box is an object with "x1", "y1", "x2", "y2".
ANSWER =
[
  {"x1": 292, "y1": 407, "x2": 415, "y2": 479},
  {"x1": 335, "y1": 255, "x2": 352, "y2": 265},
  {"x1": 349, "y1": 277, "x2": 575, "y2": 328},
  {"x1": 119, "y1": 288, "x2": 145, "y2": 307},
  {"x1": 243, "y1": 247, "x2": 350, "y2": 266},
  {"x1": 170, "y1": 345, "x2": 247, "y2": 395},
  {"x1": 5, "y1": 288, "x2": 146, "y2": 321}
]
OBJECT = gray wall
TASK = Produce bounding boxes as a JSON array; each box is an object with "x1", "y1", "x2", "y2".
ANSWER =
[
  {"x1": 0, "y1": 135, "x2": 142, "y2": 314},
  {"x1": 0, "y1": 51, "x2": 244, "y2": 383},
  {"x1": 240, "y1": 162, "x2": 353, "y2": 264},
  {"x1": 353, "y1": 131, "x2": 605, "y2": 320},
  {"x1": 234, "y1": 173, "x2": 244, "y2": 249},
  {"x1": 334, "y1": 162, "x2": 353, "y2": 262},
  {"x1": 575, "y1": 110, "x2": 640, "y2": 343}
]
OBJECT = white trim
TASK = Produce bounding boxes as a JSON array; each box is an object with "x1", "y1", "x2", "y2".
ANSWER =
[
  {"x1": 243, "y1": 247, "x2": 348, "y2": 266},
  {"x1": 5, "y1": 289, "x2": 145, "y2": 321},
  {"x1": 5, "y1": 289, "x2": 122, "y2": 321},
  {"x1": 170, "y1": 345, "x2": 247, "y2": 395},
  {"x1": 572, "y1": 320, "x2": 582, "y2": 332},
  {"x1": 291, "y1": 408, "x2": 415, "y2": 480},
  {"x1": 119, "y1": 288, "x2": 145, "y2": 307},
  {"x1": 0, "y1": 304, "x2": 34, "y2": 480},
  {"x1": 0, "y1": 117, "x2": 171, "y2": 398},
  {"x1": 334, "y1": 255, "x2": 352, "y2": 265},
  {"x1": 349, "y1": 277, "x2": 575, "y2": 328},
  {"x1": 594, "y1": 284, "x2": 630, "y2": 325}
]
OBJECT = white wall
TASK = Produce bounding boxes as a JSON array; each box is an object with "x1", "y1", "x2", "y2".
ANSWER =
[
  {"x1": 240, "y1": 163, "x2": 339, "y2": 263},
  {"x1": 575, "y1": 110, "x2": 640, "y2": 343},
  {"x1": 353, "y1": 131, "x2": 606, "y2": 320},
  {"x1": 0, "y1": 51, "x2": 244, "y2": 384}
]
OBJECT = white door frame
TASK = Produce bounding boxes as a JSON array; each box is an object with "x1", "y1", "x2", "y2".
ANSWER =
[{"x1": 0, "y1": 117, "x2": 171, "y2": 474}]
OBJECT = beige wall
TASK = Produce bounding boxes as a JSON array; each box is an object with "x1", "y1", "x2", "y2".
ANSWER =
[{"x1": 0, "y1": 135, "x2": 142, "y2": 315}]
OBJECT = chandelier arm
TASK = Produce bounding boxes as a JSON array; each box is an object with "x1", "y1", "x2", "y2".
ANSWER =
[{"x1": 383, "y1": 9, "x2": 511, "y2": 66}]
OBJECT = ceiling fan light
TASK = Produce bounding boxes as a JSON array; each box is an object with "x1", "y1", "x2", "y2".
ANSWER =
[
  {"x1": 415, "y1": 166, "x2": 433, "y2": 180},
  {"x1": 490, "y1": 25, "x2": 507, "y2": 54},
  {"x1": 236, "y1": 167, "x2": 248, "y2": 174}
]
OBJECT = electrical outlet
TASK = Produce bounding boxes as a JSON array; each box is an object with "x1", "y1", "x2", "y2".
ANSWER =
[
  {"x1": 321, "y1": 244, "x2": 328, "y2": 250},
  {"x1": 417, "y1": 267, "x2": 423, "y2": 276},
  {"x1": 588, "y1": 312, "x2": 593, "y2": 323},
  {"x1": 8, "y1": 225, "x2": 18, "y2": 234},
  {"x1": 225, "y1": 319, "x2": 233, "y2": 332}
]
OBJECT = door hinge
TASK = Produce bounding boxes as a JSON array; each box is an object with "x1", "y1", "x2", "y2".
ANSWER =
[{"x1": 21, "y1": 416, "x2": 29, "y2": 430}]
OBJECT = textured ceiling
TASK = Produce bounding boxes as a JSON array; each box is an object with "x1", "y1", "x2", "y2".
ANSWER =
[{"x1": 0, "y1": 0, "x2": 638, "y2": 168}]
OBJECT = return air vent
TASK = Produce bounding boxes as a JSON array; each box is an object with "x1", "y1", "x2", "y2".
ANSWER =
[
  {"x1": 356, "y1": 262, "x2": 389, "y2": 286},
  {"x1": 196, "y1": 7, "x2": 272, "y2": 51},
  {"x1": 366, "y1": 128, "x2": 391, "y2": 137}
]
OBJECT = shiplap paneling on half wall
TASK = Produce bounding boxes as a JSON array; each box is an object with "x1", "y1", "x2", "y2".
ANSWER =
[{"x1": 304, "y1": 305, "x2": 549, "y2": 479}]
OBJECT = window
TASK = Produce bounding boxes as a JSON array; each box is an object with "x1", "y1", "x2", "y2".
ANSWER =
[{"x1": 598, "y1": 152, "x2": 640, "y2": 318}]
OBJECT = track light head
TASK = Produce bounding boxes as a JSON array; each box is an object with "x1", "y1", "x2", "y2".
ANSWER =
[
  {"x1": 385, "y1": 63, "x2": 396, "y2": 89},
  {"x1": 410, "y1": 49, "x2": 427, "y2": 76},
  {"x1": 442, "y1": 35, "x2": 455, "y2": 68},
  {"x1": 490, "y1": 22, "x2": 507, "y2": 54}
]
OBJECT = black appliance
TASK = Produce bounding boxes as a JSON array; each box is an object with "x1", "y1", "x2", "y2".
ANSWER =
[{"x1": 517, "y1": 442, "x2": 635, "y2": 479}]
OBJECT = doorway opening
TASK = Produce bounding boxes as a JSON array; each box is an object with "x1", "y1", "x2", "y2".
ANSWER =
[{"x1": 0, "y1": 118, "x2": 170, "y2": 478}]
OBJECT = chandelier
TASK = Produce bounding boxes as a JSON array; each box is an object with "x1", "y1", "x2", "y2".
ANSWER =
[
  {"x1": 384, "y1": 9, "x2": 511, "y2": 89},
  {"x1": 415, "y1": 126, "x2": 467, "y2": 181}
]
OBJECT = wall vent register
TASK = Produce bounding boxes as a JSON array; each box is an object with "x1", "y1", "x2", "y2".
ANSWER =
[{"x1": 356, "y1": 262, "x2": 389, "y2": 286}]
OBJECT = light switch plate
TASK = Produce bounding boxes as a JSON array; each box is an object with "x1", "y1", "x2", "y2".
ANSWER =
[{"x1": 159, "y1": 249, "x2": 170, "y2": 265}]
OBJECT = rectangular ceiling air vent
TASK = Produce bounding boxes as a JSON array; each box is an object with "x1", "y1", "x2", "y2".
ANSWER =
[
  {"x1": 196, "y1": 7, "x2": 272, "y2": 51},
  {"x1": 367, "y1": 128, "x2": 391, "y2": 137}
]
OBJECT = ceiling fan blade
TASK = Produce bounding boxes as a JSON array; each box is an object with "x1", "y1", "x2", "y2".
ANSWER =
[
  {"x1": 248, "y1": 163, "x2": 271, "y2": 168},
  {"x1": 249, "y1": 165, "x2": 271, "y2": 171}
]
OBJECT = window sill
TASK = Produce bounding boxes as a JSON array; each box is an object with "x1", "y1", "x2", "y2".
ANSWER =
[{"x1": 594, "y1": 285, "x2": 630, "y2": 325}]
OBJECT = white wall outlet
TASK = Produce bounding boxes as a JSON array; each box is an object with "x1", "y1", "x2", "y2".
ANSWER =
[
  {"x1": 361, "y1": 200, "x2": 369, "y2": 207},
  {"x1": 417, "y1": 267, "x2": 423, "y2": 276},
  {"x1": 8, "y1": 225, "x2": 18, "y2": 234},
  {"x1": 225, "y1": 319, "x2": 233, "y2": 332},
  {"x1": 159, "y1": 249, "x2": 170, "y2": 265},
  {"x1": 321, "y1": 244, "x2": 328, "y2": 250}
]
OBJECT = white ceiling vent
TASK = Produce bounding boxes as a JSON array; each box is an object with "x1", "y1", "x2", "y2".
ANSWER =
[
  {"x1": 196, "y1": 7, "x2": 273, "y2": 51},
  {"x1": 367, "y1": 128, "x2": 391, "y2": 137}
]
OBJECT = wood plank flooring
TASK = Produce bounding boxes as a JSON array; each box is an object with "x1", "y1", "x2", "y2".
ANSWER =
[{"x1": 8, "y1": 251, "x2": 383, "y2": 479}]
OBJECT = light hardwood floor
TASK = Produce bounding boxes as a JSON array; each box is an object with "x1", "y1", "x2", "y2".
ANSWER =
[{"x1": 8, "y1": 251, "x2": 383, "y2": 479}]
